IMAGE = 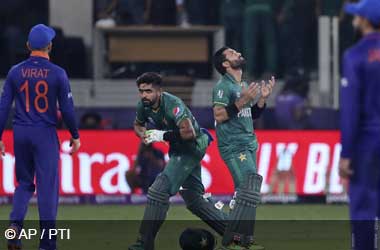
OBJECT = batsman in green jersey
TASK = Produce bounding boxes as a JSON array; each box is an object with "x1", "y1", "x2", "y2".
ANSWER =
[
  {"x1": 129, "y1": 72, "x2": 228, "y2": 250},
  {"x1": 212, "y1": 47, "x2": 275, "y2": 250}
]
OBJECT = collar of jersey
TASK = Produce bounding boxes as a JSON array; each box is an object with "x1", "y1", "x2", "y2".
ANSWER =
[
  {"x1": 363, "y1": 31, "x2": 380, "y2": 41},
  {"x1": 224, "y1": 73, "x2": 244, "y2": 86},
  {"x1": 30, "y1": 51, "x2": 50, "y2": 60},
  {"x1": 224, "y1": 73, "x2": 238, "y2": 84}
]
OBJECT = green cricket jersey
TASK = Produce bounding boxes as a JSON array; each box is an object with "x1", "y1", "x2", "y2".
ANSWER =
[
  {"x1": 212, "y1": 73, "x2": 258, "y2": 155},
  {"x1": 135, "y1": 92, "x2": 202, "y2": 154}
]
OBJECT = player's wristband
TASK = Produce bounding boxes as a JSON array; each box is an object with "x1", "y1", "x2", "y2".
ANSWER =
[
  {"x1": 251, "y1": 103, "x2": 266, "y2": 119},
  {"x1": 163, "y1": 131, "x2": 181, "y2": 143},
  {"x1": 225, "y1": 103, "x2": 240, "y2": 118}
]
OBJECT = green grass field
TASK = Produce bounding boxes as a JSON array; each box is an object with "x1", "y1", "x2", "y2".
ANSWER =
[{"x1": 1, "y1": 204, "x2": 352, "y2": 250}]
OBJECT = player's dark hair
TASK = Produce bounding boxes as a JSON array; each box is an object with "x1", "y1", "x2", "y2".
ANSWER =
[
  {"x1": 213, "y1": 46, "x2": 229, "y2": 75},
  {"x1": 136, "y1": 72, "x2": 162, "y2": 88},
  {"x1": 27, "y1": 42, "x2": 52, "y2": 52}
]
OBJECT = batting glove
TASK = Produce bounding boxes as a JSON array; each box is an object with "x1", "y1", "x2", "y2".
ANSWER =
[{"x1": 145, "y1": 129, "x2": 166, "y2": 144}]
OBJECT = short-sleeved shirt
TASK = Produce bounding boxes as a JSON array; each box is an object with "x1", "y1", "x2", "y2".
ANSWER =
[
  {"x1": 136, "y1": 92, "x2": 201, "y2": 154},
  {"x1": 212, "y1": 73, "x2": 257, "y2": 156}
]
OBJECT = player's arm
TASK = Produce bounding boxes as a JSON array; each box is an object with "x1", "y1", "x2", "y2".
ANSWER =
[
  {"x1": 213, "y1": 82, "x2": 260, "y2": 124},
  {"x1": 178, "y1": 118, "x2": 196, "y2": 140},
  {"x1": 339, "y1": 51, "x2": 360, "y2": 178},
  {"x1": 146, "y1": 117, "x2": 196, "y2": 143},
  {"x1": 251, "y1": 102, "x2": 266, "y2": 120},
  {"x1": 213, "y1": 105, "x2": 230, "y2": 124},
  {"x1": 134, "y1": 120, "x2": 146, "y2": 139},
  {"x1": 340, "y1": 52, "x2": 360, "y2": 159},
  {"x1": 134, "y1": 119, "x2": 148, "y2": 144},
  {"x1": 58, "y1": 70, "x2": 80, "y2": 154},
  {"x1": 163, "y1": 102, "x2": 195, "y2": 141},
  {"x1": 0, "y1": 69, "x2": 16, "y2": 156},
  {"x1": 145, "y1": 117, "x2": 195, "y2": 143},
  {"x1": 134, "y1": 102, "x2": 149, "y2": 143},
  {"x1": 251, "y1": 77, "x2": 275, "y2": 119},
  {"x1": 214, "y1": 100, "x2": 258, "y2": 123},
  {"x1": 144, "y1": 102, "x2": 196, "y2": 143}
]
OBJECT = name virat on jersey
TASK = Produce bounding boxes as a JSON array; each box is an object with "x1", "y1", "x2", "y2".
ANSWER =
[{"x1": 21, "y1": 68, "x2": 50, "y2": 78}]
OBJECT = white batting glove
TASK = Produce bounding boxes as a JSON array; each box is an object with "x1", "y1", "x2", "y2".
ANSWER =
[{"x1": 145, "y1": 130, "x2": 166, "y2": 144}]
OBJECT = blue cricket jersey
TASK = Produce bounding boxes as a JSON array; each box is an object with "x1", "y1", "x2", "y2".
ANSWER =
[
  {"x1": 340, "y1": 32, "x2": 380, "y2": 158},
  {"x1": 0, "y1": 51, "x2": 79, "y2": 139}
]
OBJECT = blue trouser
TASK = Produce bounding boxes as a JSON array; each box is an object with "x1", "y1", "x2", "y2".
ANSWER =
[
  {"x1": 349, "y1": 137, "x2": 380, "y2": 250},
  {"x1": 10, "y1": 125, "x2": 60, "y2": 250}
]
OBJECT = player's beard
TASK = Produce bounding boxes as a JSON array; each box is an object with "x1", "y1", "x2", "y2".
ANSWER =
[
  {"x1": 142, "y1": 99, "x2": 154, "y2": 107},
  {"x1": 228, "y1": 57, "x2": 246, "y2": 70},
  {"x1": 142, "y1": 96, "x2": 159, "y2": 107}
]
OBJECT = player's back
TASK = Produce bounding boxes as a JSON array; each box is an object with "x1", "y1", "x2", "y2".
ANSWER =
[
  {"x1": 8, "y1": 53, "x2": 66, "y2": 127},
  {"x1": 348, "y1": 33, "x2": 380, "y2": 132}
]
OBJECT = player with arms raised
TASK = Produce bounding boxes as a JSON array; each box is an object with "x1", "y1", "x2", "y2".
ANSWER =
[{"x1": 212, "y1": 47, "x2": 275, "y2": 250}]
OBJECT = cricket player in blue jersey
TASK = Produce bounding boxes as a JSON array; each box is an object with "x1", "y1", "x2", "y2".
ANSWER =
[
  {"x1": 339, "y1": 1, "x2": 380, "y2": 250},
  {"x1": 0, "y1": 24, "x2": 81, "y2": 250}
]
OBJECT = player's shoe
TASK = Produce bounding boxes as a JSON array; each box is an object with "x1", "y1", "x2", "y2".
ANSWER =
[
  {"x1": 7, "y1": 224, "x2": 22, "y2": 250},
  {"x1": 128, "y1": 237, "x2": 144, "y2": 250},
  {"x1": 245, "y1": 242, "x2": 265, "y2": 250},
  {"x1": 128, "y1": 242, "x2": 144, "y2": 250}
]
